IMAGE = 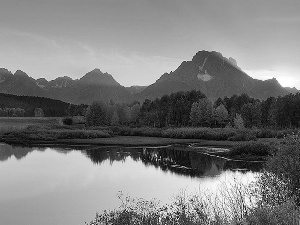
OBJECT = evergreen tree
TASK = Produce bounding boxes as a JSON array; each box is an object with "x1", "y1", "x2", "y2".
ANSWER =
[
  {"x1": 234, "y1": 113, "x2": 244, "y2": 129},
  {"x1": 190, "y1": 98, "x2": 213, "y2": 126},
  {"x1": 130, "y1": 103, "x2": 141, "y2": 124},
  {"x1": 213, "y1": 104, "x2": 228, "y2": 126},
  {"x1": 241, "y1": 102, "x2": 262, "y2": 128},
  {"x1": 85, "y1": 101, "x2": 107, "y2": 126},
  {"x1": 111, "y1": 110, "x2": 119, "y2": 126}
]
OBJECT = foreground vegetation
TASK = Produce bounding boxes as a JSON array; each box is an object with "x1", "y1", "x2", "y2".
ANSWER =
[
  {"x1": 0, "y1": 123, "x2": 289, "y2": 147},
  {"x1": 86, "y1": 133, "x2": 300, "y2": 225},
  {"x1": 0, "y1": 124, "x2": 112, "y2": 143},
  {"x1": 0, "y1": 120, "x2": 290, "y2": 161}
]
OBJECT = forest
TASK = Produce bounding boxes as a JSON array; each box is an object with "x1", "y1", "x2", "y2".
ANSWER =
[
  {"x1": 86, "y1": 90, "x2": 300, "y2": 129},
  {"x1": 0, "y1": 93, "x2": 86, "y2": 117}
]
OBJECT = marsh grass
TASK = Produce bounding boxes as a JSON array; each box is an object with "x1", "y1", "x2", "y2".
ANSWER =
[
  {"x1": 162, "y1": 127, "x2": 258, "y2": 141},
  {"x1": 87, "y1": 180, "x2": 270, "y2": 225},
  {"x1": 87, "y1": 168, "x2": 300, "y2": 225},
  {"x1": 0, "y1": 124, "x2": 111, "y2": 142},
  {"x1": 221, "y1": 141, "x2": 278, "y2": 161}
]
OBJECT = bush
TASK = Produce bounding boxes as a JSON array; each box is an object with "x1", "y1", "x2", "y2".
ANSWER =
[
  {"x1": 87, "y1": 184, "x2": 300, "y2": 225},
  {"x1": 62, "y1": 117, "x2": 73, "y2": 125},
  {"x1": 226, "y1": 142, "x2": 278, "y2": 160},
  {"x1": 261, "y1": 133, "x2": 300, "y2": 205},
  {"x1": 162, "y1": 127, "x2": 239, "y2": 140},
  {"x1": 114, "y1": 127, "x2": 163, "y2": 137},
  {"x1": 0, "y1": 127, "x2": 111, "y2": 142}
]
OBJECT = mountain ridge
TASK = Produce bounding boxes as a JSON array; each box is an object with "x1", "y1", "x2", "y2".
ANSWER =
[
  {"x1": 0, "y1": 68, "x2": 132, "y2": 104},
  {"x1": 134, "y1": 50, "x2": 289, "y2": 101},
  {"x1": 0, "y1": 50, "x2": 296, "y2": 104}
]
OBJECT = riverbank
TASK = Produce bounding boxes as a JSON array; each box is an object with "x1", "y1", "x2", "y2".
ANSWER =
[
  {"x1": 0, "y1": 135, "x2": 236, "y2": 147},
  {"x1": 0, "y1": 134, "x2": 279, "y2": 162},
  {"x1": 0, "y1": 123, "x2": 282, "y2": 161}
]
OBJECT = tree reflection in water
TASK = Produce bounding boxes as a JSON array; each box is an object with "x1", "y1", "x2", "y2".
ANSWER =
[
  {"x1": 0, "y1": 143, "x2": 263, "y2": 177},
  {"x1": 83, "y1": 145, "x2": 263, "y2": 178}
]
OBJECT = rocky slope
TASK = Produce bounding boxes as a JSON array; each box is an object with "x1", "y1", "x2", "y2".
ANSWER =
[{"x1": 135, "y1": 51, "x2": 289, "y2": 101}]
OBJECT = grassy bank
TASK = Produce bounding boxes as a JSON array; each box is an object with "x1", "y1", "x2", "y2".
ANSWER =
[
  {"x1": 112, "y1": 126, "x2": 295, "y2": 141},
  {"x1": 215, "y1": 141, "x2": 278, "y2": 161},
  {"x1": 0, "y1": 122, "x2": 290, "y2": 160},
  {"x1": 0, "y1": 124, "x2": 112, "y2": 144}
]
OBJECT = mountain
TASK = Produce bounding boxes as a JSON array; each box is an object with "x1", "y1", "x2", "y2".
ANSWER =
[
  {"x1": 285, "y1": 87, "x2": 299, "y2": 94},
  {"x1": 0, "y1": 69, "x2": 47, "y2": 97},
  {"x1": 135, "y1": 51, "x2": 289, "y2": 101},
  {"x1": 0, "y1": 51, "x2": 293, "y2": 104},
  {"x1": 0, "y1": 68, "x2": 132, "y2": 104},
  {"x1": 125, "y1": 85, "x2": 147, "y2": 95},
  {"x1": 79, "y1": 69, "x2": 120, "y2": 86}
]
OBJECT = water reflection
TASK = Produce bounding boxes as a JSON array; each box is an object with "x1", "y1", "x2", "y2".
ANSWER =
[
  {"x1": 82, "y1": 145, "x2": 263, "y2": 177},
  {"x1": 0, "y1": 143, "x2": 41, "y2": 161},
  {"x1": 0, "y1": 143, "x2": 263, "y2": 177},
  {"x1": 0, "y1": 143, "x2": 260, "y2": 225}
]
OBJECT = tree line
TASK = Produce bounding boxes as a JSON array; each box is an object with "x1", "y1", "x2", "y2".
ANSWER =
[
  {"x1": 0, "y1": 93, "x2": 86, "y2": 117},
  {"x1": 85, "y1": 100, "x2": 141, "y2": 126},
  {"x1": 85, "y1": 90, "x2": 300, "y2": 129}
]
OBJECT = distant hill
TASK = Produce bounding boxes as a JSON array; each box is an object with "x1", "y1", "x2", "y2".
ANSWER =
[
  {"x1": 0, "y1": 69, "x2": 132, "y2": 104},
  {"x1": 0, "y1": 93, "x2": 85, "y2": 117},
  {"x1": 135, "y1": 50, "x2": 289, "y2": 101},
  {"x1": 285, "y1": 87, "x2": 299, "y2": 94},
  {"x1": 125, "y1": 86, "x2": 147, "y2": 95}
]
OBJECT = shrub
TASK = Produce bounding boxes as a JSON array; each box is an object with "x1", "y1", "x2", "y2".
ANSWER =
[
  {"x1": 86, "y1": 182, "x2": 300, "y2": 225},
  {"x1": 162, "y1": 127, "x2": 239, "y2": 141},
  {"x1": 227, "y1": 142, "x2": 277, "y2": 160},
  {"x1": 62, "y1": 117, "x2": 73, "y2": 125},
  {"x1": 261, "y1": 132, "x2": 300, "y2": 205}
]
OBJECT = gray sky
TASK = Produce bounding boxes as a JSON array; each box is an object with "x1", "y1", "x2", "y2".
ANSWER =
[{"x1": 0, "y1": 0, "x2": 300, "y2": 88}]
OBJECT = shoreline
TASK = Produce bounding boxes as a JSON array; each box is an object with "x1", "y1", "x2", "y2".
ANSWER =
[
  {"x1": 0, "y1": 135, "x2": 239, "y2": 148},
  {"x1": 0, "y1": 135, "x2": 278, "y2": 162}
]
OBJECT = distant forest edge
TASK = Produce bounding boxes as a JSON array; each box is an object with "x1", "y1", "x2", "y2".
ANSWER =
[
  {"x1": 85, "y1": 90, "x2": 300, "y2": 129},
  {"x1": 0, "y1": 93, "x2": 86, "y2": 117},
  {"x1": 1, "y1": 90, "x2": 300, "y2": 130}
]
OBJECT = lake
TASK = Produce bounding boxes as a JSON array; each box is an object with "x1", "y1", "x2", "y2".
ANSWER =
[{"x1": 0, "y1": 143, "x2": 262, "y2": 225}]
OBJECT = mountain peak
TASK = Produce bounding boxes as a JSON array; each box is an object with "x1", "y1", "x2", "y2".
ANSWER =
[
  {"x1": 136, "y1": 49, "x2": 289, "y2": 101},
  {"x1": 14, "y1": 70, "x2": 28, "y2": 77},
  {"x1": 191, "y1": 50, "x2": 224, "y2": 65},
  {"x1": 0, "y1": 68, "x2": 12, "y2": 75},
  {"x1": 91, "y1": 68, "x2": 102, "y2": 73},
  {"x1": 79, "y1": 69, "x2": 120, "y2": 86}
]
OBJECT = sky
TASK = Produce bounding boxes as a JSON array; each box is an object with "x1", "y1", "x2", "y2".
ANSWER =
[{"x1": 0, "y1": 0, "x2": 300, "y2": 88}]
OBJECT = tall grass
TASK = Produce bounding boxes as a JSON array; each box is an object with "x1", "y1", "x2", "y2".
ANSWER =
[
  {"x1": 87, "y1": 133, "x2": 300, "y2": 225},
  {"x1": 113, "y1": 126, "x2": 297, "y2": 141},
  {"x1": 111, "y1": 126, "x2": 163, "y2": 137},
  {"x1": 87, "y1": 181, "x2": 300, "y2": 225},
  {"x1": 222, "y1": 141, "x2": 278, "y2": 161},
  {"x1": 0, "y1": 125, "x2": 111, "y2": 142},
  {"x1": 161, "y1": 127, "x2": 257, "y2": 141}
]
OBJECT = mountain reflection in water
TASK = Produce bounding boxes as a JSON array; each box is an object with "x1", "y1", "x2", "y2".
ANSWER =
[
  {"x1": 0, "y1": 143, "x2": 260, "y2": 225},
  {"x1": 82, "y1": 145, "x2": 263, "y2": 177}
]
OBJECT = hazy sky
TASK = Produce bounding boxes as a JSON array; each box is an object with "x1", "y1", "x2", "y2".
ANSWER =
[{"x1": 0, "y1": 0, "x2": 300, "y2": 88}]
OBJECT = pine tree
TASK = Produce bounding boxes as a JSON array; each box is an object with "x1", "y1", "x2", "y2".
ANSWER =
[
  {"x1": 213, "y1": 104, "x2": 228, "y2": 126},
  {"x1": 111, "y1": 110, "x2": 119, "y2": 126},
  {"x1": 234, "y1": 113, "x2": 244, "y2": 129}
]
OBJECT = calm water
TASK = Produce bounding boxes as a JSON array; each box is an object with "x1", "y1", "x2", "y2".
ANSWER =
[{"x1": 0, "y1": 143, "x2": 262, "y2": 225}]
